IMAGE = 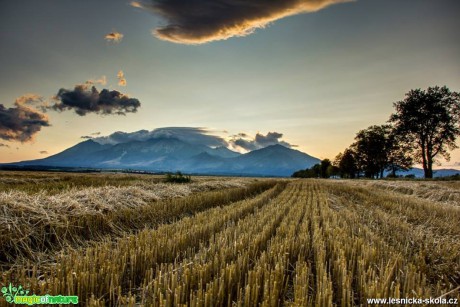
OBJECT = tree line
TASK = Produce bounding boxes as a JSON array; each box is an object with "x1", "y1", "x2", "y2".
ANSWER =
[{"x1": 293, "y1": 86, "x2": 460, "y2": 179}]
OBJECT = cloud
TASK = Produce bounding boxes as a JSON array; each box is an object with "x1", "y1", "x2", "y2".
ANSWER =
[
  {"x1": 230, "y1": 131, "x2": 295, "y2": 151},
  {"x1": 138, "y1": 0, "x2": 349, "y2": 44},
  {"x1": 0, "y1": 143, "x2": 10, "y2": 148},
  {"x1": 39, "y1": 151, "x2": 48, "y2": 154},
  {"x1": 105, "y1": 31, "x2": 124, "y2": 43},
  {"x1": 49, "y1": 84, "x2": 141, "y2": 116},
  {"x1": 94, "y1": 127, "x2": 228, "y2": 147},
  {"x1": 15, "y1": 94, "x2": 46, "y2": 106},
  {"x1": 117, "y1": 70, "x2": 127, "y2": 87},
  {"x1": 87, "y1": 127, "x2": 295, "y2": 153},
  {"x1": 86, "y1": 76, "x2": 107, "y2": 86},
  {"x1": 130, "y1": 1, "x2": 144, "y2": 8},
  {"x1": 0, "y1": 95, "x2": 50, "y2": 143},
  {"x1": 80, "y1": 132, "x2": 101, "y2": 139}
]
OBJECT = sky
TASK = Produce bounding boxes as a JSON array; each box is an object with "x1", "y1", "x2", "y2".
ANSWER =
[{"x1": 1, "y1": 0, "x2": 459, "y2": 168}]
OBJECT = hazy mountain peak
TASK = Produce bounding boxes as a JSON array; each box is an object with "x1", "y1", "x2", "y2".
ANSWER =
[{"x1": 8, "y1": 134, "x2": 319, "y2": 176}]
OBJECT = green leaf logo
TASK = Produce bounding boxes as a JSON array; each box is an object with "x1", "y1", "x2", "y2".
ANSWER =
[{"x1": 1, "y1": 283, "x2": 30, "y2": 303}]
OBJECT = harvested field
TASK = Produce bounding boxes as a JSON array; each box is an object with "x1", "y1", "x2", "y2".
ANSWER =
[
  {"x1": 0, "y1": 172, "x2": 270, "y2": 265},
  {"x1": 342, "y1": 179, "x2": 460, "y2": 206},
  {"x1": 0, "y1": 174, "x2": 459, "y2": 306}
]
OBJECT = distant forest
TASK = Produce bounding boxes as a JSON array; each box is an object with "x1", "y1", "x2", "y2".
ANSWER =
[{"x1": 293, "y1": 86, "x2": 460, "y2": 179}]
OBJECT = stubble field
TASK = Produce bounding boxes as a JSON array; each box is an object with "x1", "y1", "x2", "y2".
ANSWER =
[{"x1": 0, "y1": 171, "x2": 459, "y2": 306}]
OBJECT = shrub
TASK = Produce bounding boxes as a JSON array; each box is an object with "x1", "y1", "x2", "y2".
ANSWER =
[{"x1": 165, "y1": 171, "x2": 192, "y2": 183}]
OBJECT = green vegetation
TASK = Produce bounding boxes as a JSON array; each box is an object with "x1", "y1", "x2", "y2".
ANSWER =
[
  {"x1": 292, "y1": 159, "x2": 339, "y2": 178},
  {"x1": 294, "y1": 86, "x2": 460, "y2": 179},
  {"x1": 1, "y1": 176, "x2": 459, "y2": 306},
  {"x1": 390, "y1": 86, "x2": 460, "y2": 178},
  {"x1": 165, "y1": 171, "x2": 191, "y2": 183}
]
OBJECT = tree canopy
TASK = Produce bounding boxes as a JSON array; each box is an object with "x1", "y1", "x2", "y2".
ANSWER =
[
  {"x1": 389, "y1": 86, "x2": 460, "y2": 178},
  {"x1": 293, "y1": 85, "x2": 459, "y2": 179}
]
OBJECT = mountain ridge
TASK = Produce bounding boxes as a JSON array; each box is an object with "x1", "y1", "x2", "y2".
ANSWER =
[{"x1": 5, "y1": 137, "x2": 320, "y2": 177}]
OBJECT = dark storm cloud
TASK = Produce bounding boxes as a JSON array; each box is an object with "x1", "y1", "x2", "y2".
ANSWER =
[
  {"x1": 50, "y1": 84, "x2": 141, "y2": 116},
  {"x1": 94, "y1": 127, "x2": 228, "y2": 147},
  {"x1": 138, "y1": 0, "x2": 350, "y2": 44},
  {"x1": 0, "y1": 95, "x2": 50, "y2": 143},
  {"x1": 230, "y1": 131, "x2": 295, "y2": 151}
]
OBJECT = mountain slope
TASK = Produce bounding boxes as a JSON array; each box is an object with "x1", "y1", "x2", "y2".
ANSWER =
[
  {"x1": 227, "y1": 144, "x2": 320, "y2": 176},
  {"x1": 16, "y1": 140, "x2": 111, "y2": 167},
  {"x1": 6, "y1": 139, "x2": 319, "y2": 176}
]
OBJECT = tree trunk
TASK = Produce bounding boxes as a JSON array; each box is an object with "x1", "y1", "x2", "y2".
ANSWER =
[
  {"x1": 424, "y1": 168, "x2": 433, "y2": 178},
  {"x1": 425, "y1": 155, "x2": 433, "y2": 178},
  {"x1": 421, "y1": 143, "x2": 431, "y2": 178}
]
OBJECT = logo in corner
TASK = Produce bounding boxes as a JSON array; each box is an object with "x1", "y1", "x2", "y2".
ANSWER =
[
  {"x1": 1, "y1": 283, "x2": 78, "y2": 305},
  {"x1": 1, "y1": 283, "x2": 29, "y2": 303}
]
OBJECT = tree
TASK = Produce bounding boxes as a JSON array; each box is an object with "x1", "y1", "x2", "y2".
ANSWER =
[
  {"x1": 320, "y1": 159, "x2": 332, "y2": 178},
  {"x1": 351, "y1": 125, "x2": 393, "y2": 178},
  {"x1": 327, "y1": 164, "x2": 340, "y2": 178},
  {"x1": 292, "y1": 166, "x2": 318, "y2": 178},
  {"x1": 385, "y1": 132, "x2": 413, "y2": 177},
  {"x1": 291, "y1": 159, "x2": 332, "y2": 178},
  {"x1": 389, "y1": 86, "x2": 460, "y2": 178},
  {"x1": 336, "y1": 149, "x2": 358, "y2": 179}
]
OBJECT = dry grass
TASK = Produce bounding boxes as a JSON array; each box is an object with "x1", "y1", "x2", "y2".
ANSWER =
[
  {"x1": 0, "y1": 171, "x2": 254, "y2": 195},
  {"x1": 1, "y1": 178, "x2": 459, "y2": 306},
  {"x1": 342, "y1": 179, "x2": 460, "y2": 206},
  {"x1": 0, "y1": 171, "x2": 273, "y2": 266},
  {"x1": 0, "y1": 171, "x2": 151, "y2": 195}
]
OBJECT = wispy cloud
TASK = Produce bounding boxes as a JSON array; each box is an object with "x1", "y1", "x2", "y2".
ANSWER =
[
  {"x1": 94, "y1": 127, "x2": 228, "y2": 147},
  {"x1": 86, "y1": 76, "x2": 107, "y2": 86},
  {"x1": 117, "y1": 70, "x2": 127, "y2": 87},
  {"x1": 0, "y1": 95, "x2": 50, "y2": 143},
  {"x1": 137, "y1": 0, "x2": 350, "y2": 44},
  {"x1": 49, "y1": 83, "x2": 141, "y2": 116},
  {"x1": 105, "y1": 31, "x2": 124, "y2": 43},
  {"x1": 130, "y1": 1, "x2": 144, "y2": 8},
  {"x1": 80, "y1": 132, "x2": 101, "y2": 139},
  {"x1": 230, "y1": 131, "x2": 295, "y2": 151}
]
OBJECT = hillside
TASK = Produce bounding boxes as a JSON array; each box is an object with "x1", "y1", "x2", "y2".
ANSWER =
[{"x1": 5, "y1": 138, "x2": 320, "y2": 177}]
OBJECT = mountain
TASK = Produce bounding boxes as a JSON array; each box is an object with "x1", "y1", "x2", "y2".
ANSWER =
[
  {"x1": 6, "y1": 138, "x2": 319, "y2": 177},
  {"x1": 228, "y1": 145, "x2": 320, "y2": 176},
  {"x1": 15, "y1": 140, "x2": 112, "y2": 167},
  {"x1": 208, "y1": 146, "x2": 241, "y2": 158},
  {"x1": 394, "y1": 168, "x2": 460, "y2": 178}
]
